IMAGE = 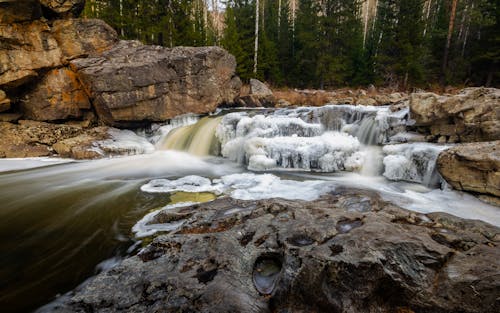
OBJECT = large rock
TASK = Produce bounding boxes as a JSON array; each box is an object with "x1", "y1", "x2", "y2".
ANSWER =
[
  {"x1": 410, "y1": 88, "x2": 500, "y2": 142},
  {"x1": 0, "y1": 0, "x2": 42, "y2": 24},
  {"x1": 39, "y1": 0, "x2": 85, "y2": 18},
  {"x1": 70, "y1": 41, "x2": 241, "y2": 127},
  {"x1": 51, "y1": 18, "x2": 118, "y2": 62},
  {"x1": 50, "y1": 192, "x2": 500, "y2": 313},
  {"x1": 250, "y1": 78, "x2": 273, "y2": 98},
  {"x1": 438, "y1": 141, "x2": 500, "y2": 198},
  {"x1": 20, "y1": 67, "x2": 91, "y2": 121},
  {"x1": 0, "y1": 20, "x2": 62, "y2": 88}
]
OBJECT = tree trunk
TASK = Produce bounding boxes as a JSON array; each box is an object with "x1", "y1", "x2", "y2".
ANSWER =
[
  {"x1": 441, "y1": 0, "x2": 458, "y2": 83},
  {"x1": 254, "y1": 0, "x2": 259, "y2": 74}
]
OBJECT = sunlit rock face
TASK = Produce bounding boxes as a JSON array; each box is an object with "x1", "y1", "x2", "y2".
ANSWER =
[
  {"x1": 39, "y1": 0, "x2": 85, "y2": 18},
  {"x1": 410, "y1": 88, "x2": 500, "y2": 142},
  {"x1": 438, "y1": 141, "x2": 500, "y2": 198},
  {"x1": 50, "y1": 194, "x2": 500, "y2": 313},
  {"x1": 20, "y1": 68, "x2": 92, "y2": 121}
]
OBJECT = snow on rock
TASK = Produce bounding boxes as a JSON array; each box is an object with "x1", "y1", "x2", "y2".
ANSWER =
[
  {"x1": 141, "y1": 175, "x2": 222, "y2": 194},
  {"x1": 94, "y1": 128, "x2": 155, "y2": 156},
  {"x1": 216, "y1": 173, "x2": 332, "y2": 201},
  {"x1": 383, "y1": 143, "x2": 450, "y2": 187},
  {"x1": 132, "y1": 202, "x2": 197, "y2": 238},
  {"x1": 140, "y1": 173, "x2": 334, "y2": 202}
]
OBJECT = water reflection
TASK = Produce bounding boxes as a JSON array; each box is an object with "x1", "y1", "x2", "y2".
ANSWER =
[{"x1": 0, "y1": 152, "x2": 239, "y2": 313}]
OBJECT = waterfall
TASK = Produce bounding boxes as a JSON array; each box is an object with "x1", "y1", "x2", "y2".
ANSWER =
[{"x1": 159, "y1": 116, "x2": 222, "y2": 156}]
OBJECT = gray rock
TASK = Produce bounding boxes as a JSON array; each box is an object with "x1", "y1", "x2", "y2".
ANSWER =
[
  {"x1": 71, "y1": 41, "x2": 242, "y2": 127},
  {"x1": 50, "y1": 192, "x2": 500, "y2": 313},
  {"x1": 250, "y1": 78, "x2": 273, "y2": 97}
]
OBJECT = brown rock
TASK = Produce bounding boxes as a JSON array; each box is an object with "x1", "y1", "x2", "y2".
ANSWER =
[
  {"x1": 410, "y1": 88, "x2": 500, "y2": 142},
  {"x1": 39, "y1": 0, "x2": 85, "y2": 18},
  {"x1": 70, "y1": 41, "x2": 241, "y2": 127},
  {"x1": 0, "y1": 121, "x2": 82, "y2": 158},
  {"x1": 20, "y1": 67, "x2": 91, "y2": 121},
  {"x1": 438, "y1": 141, "x2": 500, "y2": 198},
  {"x1": 0, "y1": 20, "x2": 62, "y2": 88},
  {"x1": 0, "y1": 0, "x2": 42, "y2": 24},
  {"x1": 0, "y1": 113, "x2": 23, "y2": 122},
  {"x1": 51, "y1": 18, "x2": 118, "y2": 62},
  {"x1": 52, "y1": 127, "x2": 110, "y2": 159},
  {"x1": 0, "y1": 89, "x2": 10, "y2": 112},
  {"x1": 356, "y1": 96, "x2": 377, "y2": 106}
]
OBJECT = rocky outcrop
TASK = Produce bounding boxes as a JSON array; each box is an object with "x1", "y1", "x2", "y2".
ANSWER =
[
  {"x1": 50, "y1": 192, "x2": 499, "y2": 313},
  {"x1": 70, "y1": 41, "x2": 241, "y2": 127},
  {"x1": 0, "y1": 0, "x2": 42, "y2": 24},
  {"x1": 438, "y1": 141, "x2": 500, "y2": 198},
  {"x1": 0, "y1": 20, "x2": 63, "y2": 88},
  {"x1": 0, "y1": 0, "x2": 240, "y2": 129},
  {"x1": 0, "y1": 120, "x2": 83, "y2": 157},
  {"x1": 20, "y1": 67, "x2": 92, "y2": 121},
  {"x1": 410, "y1": 88, "x2": 500, "y2": 142},
  {"x1": 0, "y1": 121, "x2": 153, "y2": 159},
  {"x1": 51, "y1": 18, "x2": 118, "y2": 61},
  {"x1": 39, "y1": 0, "x2": 85, "y2": 18}
]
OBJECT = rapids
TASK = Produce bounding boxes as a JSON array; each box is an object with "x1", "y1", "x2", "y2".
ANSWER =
[{"x1": 1, "y1": 105, "x2": 498, "y2": 312}]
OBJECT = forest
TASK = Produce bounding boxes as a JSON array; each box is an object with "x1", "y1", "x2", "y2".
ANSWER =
[{"x1": 83, "y1": 0, "x2": 499, "y2": 89}]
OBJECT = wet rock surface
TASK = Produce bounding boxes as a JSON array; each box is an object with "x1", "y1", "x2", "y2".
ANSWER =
[
  {"x1": 50, "y1": 192, "x2": 500, "y2": 313},
  {"x1": 438, "y1": 141, "x2": 500, "y2": 198},
  {"x1": 410, "y1": 88, "x2": 500, "y2": 142}
]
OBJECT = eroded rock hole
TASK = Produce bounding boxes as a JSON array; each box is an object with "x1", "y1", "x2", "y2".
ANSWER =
[
  {"x1": 287, "y1": 234, "x2": 315, "y2": 247},
  {"x1": 336, "y1": 218, "x2": 363, "y2": 234},
  {"x1": 252, "y1": 254, "x2": 282, "y2": 295}
]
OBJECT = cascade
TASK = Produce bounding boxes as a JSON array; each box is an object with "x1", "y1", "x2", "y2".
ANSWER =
[{"x1": 159, "y1": 116, "x2": 222, "y2": 156}]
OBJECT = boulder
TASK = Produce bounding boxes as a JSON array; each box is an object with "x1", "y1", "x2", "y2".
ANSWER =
[
  {"x1": 249, "y1": 78, "x2": 273, "y2": 97},
  {"x1": 50, "y1": 192, "x2": 500, "y2": 313},
  {"x1": 70, "y1": 41, "x2": 241, "y2": 127},
  {"x1": 0, "y1": 0, "x2": 42, "y2": 24},
  {"x1": 51, "y1": 18, "x2": 118, "y2": 62},
  {"x1": 20, "y1": 67, "x2": 91, "y2": 121},
  {"x1": 410, "y1": 88, "x2": 500, "y2": 142},
  {"x1": 438, "y1": 141, "x2": 500, "y2": 198},
  {"x1": 0, "y1": 89, "x2": 10, "y2": 112},
  {"x1": 247, "y1": 78, "x2": 275, "y2": 107},
  {"x1": 0, "y1": 20, "x2": 62, "y2": 88},
  {"x1": 39, "y1": 0, "x2": 85, "y2": 18}
]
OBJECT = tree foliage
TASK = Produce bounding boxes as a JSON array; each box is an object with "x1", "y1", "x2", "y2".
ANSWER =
[{"x1": 85, "y1": 0, "x2": 499, "y2": 88}]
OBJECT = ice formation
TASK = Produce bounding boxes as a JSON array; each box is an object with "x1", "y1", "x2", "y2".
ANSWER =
[
  {"x1": 90, "y1": 128, "x2": 156, "y2": 157},
  {"x1": 141, "y1": 173, "x2": 334, "y2": 202},
  {"x1": 141, "y1": 175, "x2": 223, "y2": 194},
  {"x1": 217, "y1": 112, "x2": 365, "y2": 172},
  {"x1": 382, "y1": 143, "x2": 450, "y2": 187},
  {"x1": 132, "y1": 202, "x2": 197, "y2": 238}
]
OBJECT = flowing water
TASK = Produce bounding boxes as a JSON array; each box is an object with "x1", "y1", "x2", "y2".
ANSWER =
[{"x1": 1, "y1": 105, "x2": 498, "y2": 312}]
